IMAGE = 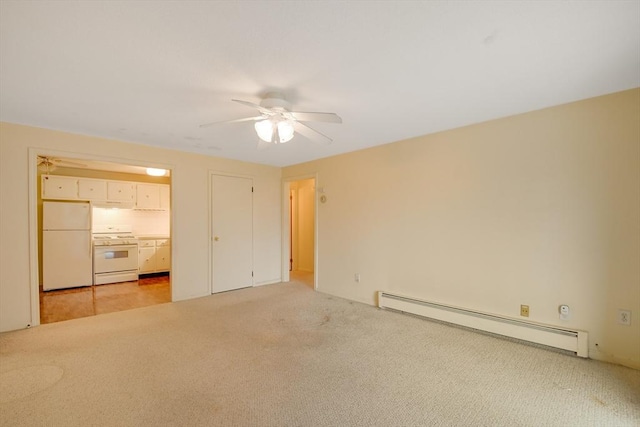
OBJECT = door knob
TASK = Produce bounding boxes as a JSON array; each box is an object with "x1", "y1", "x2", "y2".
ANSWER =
[{"x1": 214, "y1": 236, "x2": 220, "y2": 241}]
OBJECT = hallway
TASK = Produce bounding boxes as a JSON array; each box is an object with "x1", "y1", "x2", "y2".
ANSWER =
[{"x1": 289, "y1": 270, "x2": 314, "y2": 289}]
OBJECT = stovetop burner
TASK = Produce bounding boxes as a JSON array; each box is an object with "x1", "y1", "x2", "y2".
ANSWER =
[{"x1": 92, "y1": 225, "x2": 138, "y2": 246}]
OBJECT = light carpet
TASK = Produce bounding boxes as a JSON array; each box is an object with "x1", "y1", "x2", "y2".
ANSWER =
[{"x1": 1, "y1": 282, "x2": 638, "y2": 426}]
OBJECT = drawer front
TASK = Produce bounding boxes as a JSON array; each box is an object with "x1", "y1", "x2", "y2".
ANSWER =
[
  {"x1": 138, "y1": 240, "x2": 155, "y2": 248},
  {"x1": 156, "y1": 239, "x2": 171, "y2": 247}
]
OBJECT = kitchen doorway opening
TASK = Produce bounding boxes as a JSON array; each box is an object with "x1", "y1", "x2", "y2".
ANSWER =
[
  {"x1": 282, "y1": 175, "x2": 317, "y2": 290},
  {"x1": 29, "y1": 149, "x2": 173, "y2": 325}
]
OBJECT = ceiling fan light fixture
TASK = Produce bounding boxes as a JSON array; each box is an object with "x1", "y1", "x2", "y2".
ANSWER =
[
  {"x1": 277, "y1": 120, "x2": 294, "y2": 143},
  {"x1": 146, "y1": 167, "x2": 166, "y2": 176},
  {"x1": 255, "y1": 119, "x2": 275, "y2": 143},
  {"x1": 255, "y1": 119, "x2": 295, "y2": 144},
  {"x1": 203, "y1": 93, "x2": 341, "y2": 146}
]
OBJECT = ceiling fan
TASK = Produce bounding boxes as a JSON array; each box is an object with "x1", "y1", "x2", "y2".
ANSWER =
[
  {"x1": 200, "y1": 92, "x2": 342, "y2": 146},
  {"x1": 37, "y1": 155, "x2": 87, "y2": 173}
]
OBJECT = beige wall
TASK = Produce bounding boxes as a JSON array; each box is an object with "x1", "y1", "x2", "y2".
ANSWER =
[
  {"x1": 0, "y1": 122, "x2": 282, "y2": 332},
  {"x1": 283, "y1": 89, "x2": 640, "y2": 369},
  {"x1": 2, "y1": 89, "x2": 638, "y2": 369},
  {"x1": 294, "y1": 178, "x2": 315, "y2": 272}
]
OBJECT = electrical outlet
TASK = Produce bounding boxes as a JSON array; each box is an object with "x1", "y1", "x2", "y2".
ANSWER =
[
  {"x1": 618, "y1": 310, "x2": 631, "y2": 326},
  {"x1": 520, "y1": 305, "x2": 530, "y2": 317},
  {"x1": 354, "y1": 273, "x2": 360, "y2": 283},
  {"x1": 559, "y1": 304, "x2": 570, "y2": 321}
]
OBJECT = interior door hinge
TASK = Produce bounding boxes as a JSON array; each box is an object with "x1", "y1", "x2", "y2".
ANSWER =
[
  {"x1": 252, "y1": 187, "x2": 254, "y2": 192},
  {"x1": 252, "y1": 271, "x2": 254, "y2": 277}
]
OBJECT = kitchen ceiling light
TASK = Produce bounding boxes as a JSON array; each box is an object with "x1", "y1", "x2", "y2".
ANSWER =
[{"x1": 146, "y1": 168, "x2": 166, "y2": 176}]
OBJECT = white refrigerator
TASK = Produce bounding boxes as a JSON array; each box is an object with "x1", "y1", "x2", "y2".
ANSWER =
[{"x1": 43, "y1": 201, "x2": 93, "y2": 291}]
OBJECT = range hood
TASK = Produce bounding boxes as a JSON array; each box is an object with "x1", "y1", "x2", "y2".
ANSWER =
[{"x1": 91, "y1": 200, "x2": 135, "y2": 209}]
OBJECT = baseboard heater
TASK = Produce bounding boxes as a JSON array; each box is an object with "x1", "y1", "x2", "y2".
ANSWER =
[{"x1": 377, "y1": 292, "x2": 588, "y2": 358}]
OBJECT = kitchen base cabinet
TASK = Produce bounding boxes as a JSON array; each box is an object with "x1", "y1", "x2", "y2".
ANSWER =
[
  {"x1": 156, "y1": 245, "x2": 171, "y2": 271},
  {"x1": 138, "y1": 247, "x2": 156, "y2": 274},
  {"x1": 138, "y1": 238, "x2": 171, "y2": 274}
]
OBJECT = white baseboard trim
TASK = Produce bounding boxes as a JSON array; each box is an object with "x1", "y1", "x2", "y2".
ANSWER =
[{"x1": 254, "y1": 279, "x2": 282, "y2": 287}]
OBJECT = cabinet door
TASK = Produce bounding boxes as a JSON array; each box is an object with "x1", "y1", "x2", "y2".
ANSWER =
[
  {"x1": 139, "y1": 246, "x2": 156, "y2": 273},
  {"x1": 107, "y1": 181, "x2": 135, "y2": 202},
  {"x1": 156, "y1": 239, "x2": 170, "y2": 247},
  {"x1": 138, "y1": 240, "x2": 155, "y2": 248},
  {"x1": 78, "y1": 179, "x2": 107, "y2": 201},
  {"x1": 42, "y1": 175, "x2": 78, "y2": 200},
  {"x1": 136, "y1": 184, "x2": 160, "y2": 209},
  {"x1": 159, "y1": 185, "x2": 170, "y2": 210},
  {"x1": 156, "y1": 245, "x2": 171, "y2": 272}
]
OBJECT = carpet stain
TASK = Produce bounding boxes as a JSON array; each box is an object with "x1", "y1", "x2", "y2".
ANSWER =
[
  {"x1": 591, "y1": 396, "x2": 608, "y2": 406},
  {"x1": 0, "y1": 365, "x2": 64, "y2": 403},
  {"x1": 319, "y1": 315, "x2": 331, "y2": 326}
]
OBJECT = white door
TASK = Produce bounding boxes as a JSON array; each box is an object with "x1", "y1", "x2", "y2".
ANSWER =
[{"x1": 212, "y1": 175, "x2": 253, "y2": 293}]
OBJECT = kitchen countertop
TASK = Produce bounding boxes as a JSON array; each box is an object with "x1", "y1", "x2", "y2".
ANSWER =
[{"x1": 136, "y1": 235, "x2": 170, "y2": 240}]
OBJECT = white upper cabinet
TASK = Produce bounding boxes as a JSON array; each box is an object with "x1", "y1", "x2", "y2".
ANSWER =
[
  {"x1": 78, "y1": 179, "x2": 107, "y2": 201},
  {"x1": 135, "y1": 183, "x2": 170, "y2": 210},
  {"x1": 42, "y1": 174, "x2": 170, "y2": 211},
  {"x1": 42, "y1": 175, "x2": 79, "y2": 200},
  {"x1": 107, "y1": 181, "x2": 135, "y2": 202},
  {"x1": 136, "y1": 183, "x2": 160, "y2": 209},
  {"x1": 159, "y1": 185, "x2": 170, "y2": 210}
]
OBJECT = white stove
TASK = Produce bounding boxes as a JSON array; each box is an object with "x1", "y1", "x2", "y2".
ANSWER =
[
  {"x1": 92, "y1": 225, "x2": 139, "y2": 285},
  {"x1": 92, "y1": 225, "x2": 138, "y2": 246}
]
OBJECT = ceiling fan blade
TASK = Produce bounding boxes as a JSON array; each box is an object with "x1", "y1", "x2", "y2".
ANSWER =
[
  {"x1": 59, "y1": 160, "x2": 87, "y2": 168},
  {"x1": 200, "y1": 116, "x2": 265, "y2": 128},
  {"x1": 232, "y1": 99, "x2": 273, "y2": 115},
  {"x1": 38, "y1": 156, "x2": 86, "y2": 168},
  {"x1": 290, "y1": 111, "x2": 342, "y2": 124},
  {"x1": 37, "y1": 155, "x2": 55, "y2": 163},
  {"x1": 292, "y1": 121, "x2": 333, "y2": 145}
]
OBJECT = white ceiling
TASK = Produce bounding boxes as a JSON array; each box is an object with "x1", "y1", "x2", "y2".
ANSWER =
[{"x1": 1, "y1": 1, "x2": 639, "y2": 167}]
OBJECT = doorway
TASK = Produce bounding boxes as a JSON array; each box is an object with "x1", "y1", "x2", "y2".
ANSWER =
[
  {"x1": 288, "y1": 178, "x2": 316, "y2": 289},
  {"x1": 30, "y1": 150, "x2": 173, "y2": 325}
]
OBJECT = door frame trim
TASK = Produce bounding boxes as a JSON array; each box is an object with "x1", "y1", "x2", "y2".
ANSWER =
[
  {"x1": 282, "y1": 173, "x2": 318, "y2": 290},
  {"x1": 208, "y1": 171, "x2": 255, "y2": 294}
]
